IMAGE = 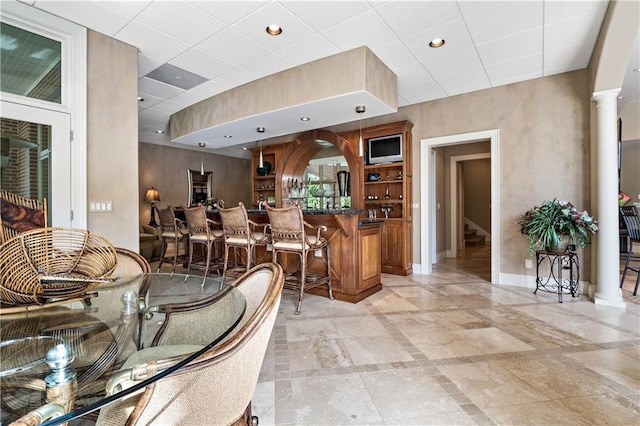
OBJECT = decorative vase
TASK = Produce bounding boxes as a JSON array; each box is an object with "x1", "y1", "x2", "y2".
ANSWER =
[{"x1": 548, "y1": 234, "x2": 572, "y2": 253}]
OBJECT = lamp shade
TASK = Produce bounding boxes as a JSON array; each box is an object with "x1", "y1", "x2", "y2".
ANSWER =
[{"x1": 144, "y1": 187, "x2": 161, "y2": 202}]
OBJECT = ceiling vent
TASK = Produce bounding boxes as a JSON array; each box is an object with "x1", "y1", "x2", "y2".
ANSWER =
[{"x1": 145, "y1": 63, "x2": 207, "y2": 90}]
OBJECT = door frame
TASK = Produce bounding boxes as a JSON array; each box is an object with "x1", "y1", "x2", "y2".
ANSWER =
[{"x1": 420, "y1": 129, "x2": 500, "y2": 283}]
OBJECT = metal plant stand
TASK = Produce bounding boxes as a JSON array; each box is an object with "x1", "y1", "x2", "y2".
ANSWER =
[{"x1": 534, "y1": 250, "x2": 580, "y2": 303}]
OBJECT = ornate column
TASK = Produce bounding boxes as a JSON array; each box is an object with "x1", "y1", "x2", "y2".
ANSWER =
[{"x1": 592, "y1": 88, "x2": 625, "y2": 307}]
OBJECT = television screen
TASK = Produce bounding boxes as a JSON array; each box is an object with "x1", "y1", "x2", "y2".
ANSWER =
[{"x1": 368, "y1": 134, "x2": 402, "y2": 164}]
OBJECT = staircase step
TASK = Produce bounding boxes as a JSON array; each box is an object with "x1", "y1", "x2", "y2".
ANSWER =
[
  {"x1": 465, "y1": 235, "x2": 486, "y2": 247},
  {"x1": 464, "y1": 229, "x2": 477, "y2": 238}
]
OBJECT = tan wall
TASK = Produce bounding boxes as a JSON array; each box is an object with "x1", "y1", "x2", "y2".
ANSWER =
[
  {"x1": 138, "y1": 142, "x2": 250, "y2": 221},
  {"x1": 463, "y1": 159, "x2": 491, "y2": 233},
  {"x1": 620, "y1": 140, "x2": 640, "y2": 205},
  {"x1": 86, "y1": 30, "x2": 139, "y2": 250}
]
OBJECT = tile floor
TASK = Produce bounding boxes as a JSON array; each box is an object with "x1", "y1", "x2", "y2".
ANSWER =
[{"x1": 155, "y1": 245, "x2": 639, "y2": 425}]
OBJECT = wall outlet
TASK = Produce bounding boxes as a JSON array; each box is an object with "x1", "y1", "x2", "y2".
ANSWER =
[{"x1": 525, "y1": 259, "x2": 533, "y2": 269}]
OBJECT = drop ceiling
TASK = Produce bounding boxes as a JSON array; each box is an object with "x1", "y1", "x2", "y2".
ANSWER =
[{"x1": 18, "y1": 0, "x2": 638, "y2": 157}]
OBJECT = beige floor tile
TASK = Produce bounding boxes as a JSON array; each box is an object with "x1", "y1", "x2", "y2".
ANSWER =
[
  {"x1": 287, "y1": 338, "x2": 352, "y2": 371},
  {"x1": 331, "y1": 316, "x2": 389, "y2": 338},
  {"x1": 289, "y1": 374, "x2": 383, "y2": 424},
  {"x1": 285, "y1": 318, "x2": 340, "y2": 342},
  {"x1": 554, "y1": 392, "x2": 640, "y2": 425},
  {"x1": 439, "y1": 361, "x2": 549, "y2": 409},
  {"x1": 498, "y1": 356, "x2": 612, "y2": 398},
  {"x1": 564, "y1": 347, "x2": 640, "y2": 391},
  {"x1": 405, "y1": 330, "x2": 485, "y2": 359},
  {"x1": 483, "y1": 400, "x2": 591, "y2": 425},
  {"x1": 341, "y1": 336, "x2": 414, "y2": 365},
  {"x1": 456, "y1": 327, "x2": 535, "y2": 354},
  {"x1": 359, "y1": 368, "x2": 461, "y2": 420}
]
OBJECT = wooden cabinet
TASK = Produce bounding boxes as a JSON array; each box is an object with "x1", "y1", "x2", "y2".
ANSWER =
[
  {"x1": 361, "y1": 121, "x2": 413, "y2": 275},
  {"x1": 249, "y1": 143, "x2": 286, "y2": 208}
]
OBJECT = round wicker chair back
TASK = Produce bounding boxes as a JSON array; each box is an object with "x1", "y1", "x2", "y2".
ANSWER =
[{"x1": 0, "y1": 227, "x2": 117, "y2": 306}]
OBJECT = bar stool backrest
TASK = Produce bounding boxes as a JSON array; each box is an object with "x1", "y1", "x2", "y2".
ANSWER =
[{"x1": 620, "y1": 206, "x2": 640, "y2": 242}]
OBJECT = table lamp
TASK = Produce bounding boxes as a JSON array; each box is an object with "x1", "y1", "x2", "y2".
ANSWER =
[{"x1": 144, "y1": 187, "x2": 161, "y2": 227}]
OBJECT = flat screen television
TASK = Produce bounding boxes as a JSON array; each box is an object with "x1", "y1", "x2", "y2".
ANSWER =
[{"x1": 367, "y1": 134, "x2": 402, "y2": 164}]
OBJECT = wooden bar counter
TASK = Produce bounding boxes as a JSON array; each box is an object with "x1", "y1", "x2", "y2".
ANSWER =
[{"x1": 244, "y1": 209, "x2": 383, "y2": 303}]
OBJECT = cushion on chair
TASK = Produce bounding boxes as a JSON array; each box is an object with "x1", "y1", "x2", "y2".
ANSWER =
[{"x1": 1, "y1": 198, "x2": 45, "y2": 232}]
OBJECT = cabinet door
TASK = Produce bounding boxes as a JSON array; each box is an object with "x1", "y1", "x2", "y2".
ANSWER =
[{"x1": 381, "y1": 220, "x2": 403, "y2": 269}]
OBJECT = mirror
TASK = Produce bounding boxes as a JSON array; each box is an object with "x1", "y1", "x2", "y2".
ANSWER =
[
  {"x1": 304, "y1": 145, "x2": 349, "y2": 209},
  {"x1": 187, "y1": 168, "x2": 212, "y2": 206}
]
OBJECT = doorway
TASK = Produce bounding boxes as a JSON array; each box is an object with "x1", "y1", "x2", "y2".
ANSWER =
[{"x1": 420, "y1": 129, "x2": 500, "y2": 283}]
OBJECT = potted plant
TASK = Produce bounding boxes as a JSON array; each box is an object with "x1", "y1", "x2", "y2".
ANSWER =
[{"x1": 517, "y1": 199, "x2": 598, "y2": 254}]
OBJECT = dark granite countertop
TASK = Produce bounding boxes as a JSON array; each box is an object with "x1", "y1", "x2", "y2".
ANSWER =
[
  {"x1": 358, "y1": 219, "x2": 385, "y2": 226},
  {"x1": 245, "y1": 208, "x2": 362, "y2": 215}
]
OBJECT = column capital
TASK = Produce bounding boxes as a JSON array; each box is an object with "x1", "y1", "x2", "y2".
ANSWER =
[{"x1": 592, "y1": 87, "x2": 621, "y2": 103}]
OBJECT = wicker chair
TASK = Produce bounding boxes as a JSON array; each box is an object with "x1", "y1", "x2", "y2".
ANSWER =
[
  {"x1": 156, "y1": 206, "x2": 189, "y2": 274},
  {"x1": 183, "y1": 205, "x2": 224, "y2": 286},
  {"x1": 0, "y1": 189, "x2": 47, "y2": 245},
  {"x1": 266, "y1": 204, "x2": 333, "y2": 315},
  {"x1": 218, "y1": 202, "x2": 271, "y2": 282},
  {"x1": 620, "y1": 205, "x2": 640, "y2": 296},
  {"x1": 0, "y1": 227, "x2": 118, "y2": 307},
  {"x1": 94, "y1": 263, "x2": 284, "y2": 426}
]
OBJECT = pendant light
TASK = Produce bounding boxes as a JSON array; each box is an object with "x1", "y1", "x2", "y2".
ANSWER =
[
  {"x1": 355, "y1": 105, "x2": 366, "y2": 157},
  {"x1": 257, "y1": 126, "x2": 265, "y2": 168},
  {"x1": 198, "y1": 142, "x2": 206, "y2": 175}
]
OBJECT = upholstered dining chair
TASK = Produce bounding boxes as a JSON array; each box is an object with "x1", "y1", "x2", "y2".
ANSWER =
[
  {"x1": 266, "y1": 204, "x2": 333, "y2": 315},
  {"x1": 156, "y1": 206, "x2": 189, "y2": 274},
  {"x1": 218, "y1": 202, "x2": 271, "y2": 282},
  {"x1": 183, "y1": 204, "x2": 224, "y2": 285},
  {"x1": 94, "y1": 263, "x2": 284, "y2": 426},
  {"x1": 619, "y1": 205, "x2": 640, "y2": 296},
  {"x1": 0, "y1": 189, "x2": 47, "y2": 244}
]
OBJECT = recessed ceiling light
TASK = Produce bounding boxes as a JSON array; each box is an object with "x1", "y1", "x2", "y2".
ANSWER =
[
  {"x1": 266, "y1": 24, "x2": 282, "y2": 36},
  {"x1": 224, "y1": 135, "x2": 232, "y2": 138},
  {"x1": 301, "y1": 116, "x2": 310, "y2": 121},
  {"x1": 429, "y1": 38, "x2": 445, "y2": 48},
  {"x1": 633, "y1": 67, "x2": 640, "y2": 72},
  {"x1": 618, "y1": 95, "x2": 626, "y2": 100},
  {"x1": 137, "y1": 96, "x2": 144, "y2": 102},
  {"x1": 155, "y1": 130, "x2": 164, "y2": 134},
  {"x1": 242, "y1": 147, "x2": 248, "y2": 150}
]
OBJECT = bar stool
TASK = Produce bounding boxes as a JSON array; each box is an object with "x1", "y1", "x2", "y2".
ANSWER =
[
  {"x1": 156, "y1": 206, "x2": 189, "y2": 274},
  {"x1": 619, "y1": 205, "x2": 640, "y2": 296},
  {"x1": 265, "y1": 204, "x2": 333, "y2": 315},
  {"x1": 218, "y1": 202, "x2": 271, "y2": 282},
  {"x1": 183, "y1": 204, "x2": 224, "y2": 286}
]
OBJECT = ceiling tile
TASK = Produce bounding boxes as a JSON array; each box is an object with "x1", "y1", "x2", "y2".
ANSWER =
[
  {"x1": 476, "y1": 28, "x2": 542, "y2": 66},
  {"x1": 277, "y1": 34, "x2": 339, "y2": 66},
  {"x1": 96, "y1": 0, "x2": 152, "y2": 19},
  {"x1": 456, "y1": 1, "x2": 503, "y2": 17},
  {"x1": 485, "y1": 53, "x2": 542, "y2": 82},
  {"x1": 402, "y1": 19, "x2": 474, "y2": 63},
  {"x1": 421, "y1": 47, "x2": 483, "y2": 79},
  {"x1": 242, "y1": 52, "x2": 294, "y2": 79},
  {"x1": 544, "y1": 12, "x2": 607, "y2": 50},
  {"x1": 321, "y1": 10, "x2": 397, "y2": 51},
  {"x1": 168, "y1": 90, "x2": 206, "y2": 107},
  {"x1": 231, "y1": 1, "x2": 316, "y2": 51},
  {"x1": 188, "y1": 1, "x2": 268, "y2": 26},
  {"x1": 135, "y1": 0, "x2": 225, "y2": 46},
  {"x1": 464, "y1": 1, "x2": 543, "y2": 44},
  {"x1": 372, "y1": 40, "x2": 417, "y2": 70},
  {"x1": 212, "y1": 68, "x2": 260, "y2": 90},
  {"x1": 136, "y1": 91, "x2": 165, "y2": 108},
  {"x1": 138, "y1": 76, "x2": 185, "y2": 100},
  {"x1": 138, "y1": 54, "x2": 164, "y2": 78},
  {"x1": 151, "y1": 100, "x2": 184, "y2": 115},
  {"x1": 139, "y1": 107, "x2": 170, "y2": 122},
  {"x1": 544, "y1": 0, "x2": 608, "y2": 25},
  {"x1": 395, "y1": 62, "x2": 435, "y2": 89},
  {"x1": 437, "y1": 68, "x2": 491, "y2": 96},
  {"x1": 35, "y1": 0, "x2": 130, "y2": 36},
  {"x1": 375, "y1": 1, "x2": 461, "y2": 38},
  {"x1": 281, "y1": 0, "x2": 370, "y2": 32},
  {"x1": 491, "y1": 70, "x2": 543, "y2": 88},
  {"x1": 397, "y1": 79, "x2": 446, "y2": 104},
  {"x1": 170, "y1": 48, "x2": 234, "y2": 80},
  {"x1": 116, "y1": 21, "x2": 190, "y2": 63},
  {"x1": 198, "y1": 27, "x2": 270, "y2": 67},
  {"x1": 544, "y1": 40, "x2": 596, "y2": 75},
  {"x1": 189, "y1": 80, "x2": 229, "y2": 98}
]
